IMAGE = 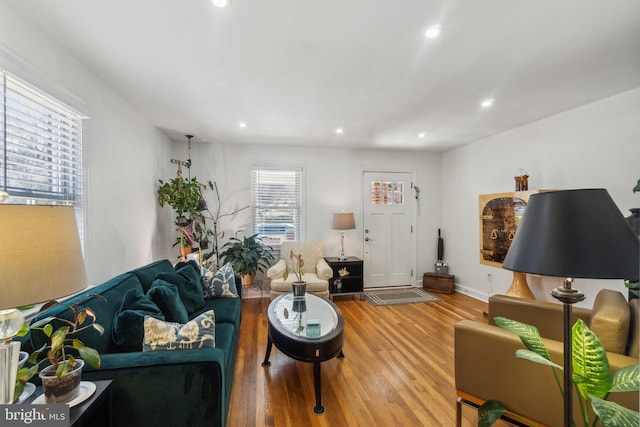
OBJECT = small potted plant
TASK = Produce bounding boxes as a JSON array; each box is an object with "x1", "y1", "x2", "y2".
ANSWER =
[
  {"x1": 219, "y1": 234, "x2": 275, "y2": 287},
  {"x1": 15, "y1": 296, "x2": 103, "y2": 404},
  {"x1": 284, "y1": 250, "x2": 306, "y2": 296}
]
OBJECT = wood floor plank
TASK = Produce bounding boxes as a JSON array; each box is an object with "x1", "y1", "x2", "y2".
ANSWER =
[{"x1": 228, "y1": 292, "x2": 511, "y2": 427}]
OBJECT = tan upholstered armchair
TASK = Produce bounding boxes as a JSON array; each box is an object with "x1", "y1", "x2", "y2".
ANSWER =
[
  {"x1": 454, "y1": 289, "x2": 639, "y2": 426},
  {"x1": 267, "y1": 241, "x2": 332, "y2": 300}
]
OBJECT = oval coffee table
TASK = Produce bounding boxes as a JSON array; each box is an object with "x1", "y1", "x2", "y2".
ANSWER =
[{"x1": 262, "y1": 293, "x2": 344, "y2": 414}]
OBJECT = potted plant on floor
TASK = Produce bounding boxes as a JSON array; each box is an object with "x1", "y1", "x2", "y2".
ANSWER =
[
  {"x1": 219, "y1": 234, "x2": 275, "y2": 287},
  {"x1": 15, "y1": 296, "x2": 103, "y2": 404}
]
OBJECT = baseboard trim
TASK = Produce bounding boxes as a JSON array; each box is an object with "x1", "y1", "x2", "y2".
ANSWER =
[{"x1": 450, "y1": 283, "x2": 489, "y2": 303}]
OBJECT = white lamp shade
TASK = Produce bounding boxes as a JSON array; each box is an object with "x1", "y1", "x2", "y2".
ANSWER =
[
  {"x1": 0, "y1": 205, "x2": 87, "y2": 309},
  {"x1": 333, "y1": 212, "x2": 356, "y2": 230}
]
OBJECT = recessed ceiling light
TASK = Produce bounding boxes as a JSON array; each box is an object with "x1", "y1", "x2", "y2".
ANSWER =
[
  {"x1": 238, "y1": 121, "x2": 247, "y2": 128},
  {"x1": 425, "y1": 25, "x2": 442, "y2": 39},
  {"x1": 211, "y1": 0, "x2": 230, "y2": 7},
  {"x1": 418, "y1": 132, "x2": 427, "y2": 138},
  {"x1": 335, "y1": 128, "x2": 344, "y2": 135},
  {"x1": 481, "y1": 98, "x2": 495, "y2": 108}
]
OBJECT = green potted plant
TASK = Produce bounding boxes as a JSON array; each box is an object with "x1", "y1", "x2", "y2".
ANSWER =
[
  {"x1": 219, "y1": 234, "x2": 275, "y2": 287},
  {"x1": 283, "y1": 250, "x2": 307, "y2": 296},
  {"x1": 479, "y1": 317, "x2": 639, "y2": 427},
  {"x1": 157, "y1": 177, "x2": 215, "y2": 256},
  {"x1": 15, "y1": 296, "x2": 103, "y2": 404}
]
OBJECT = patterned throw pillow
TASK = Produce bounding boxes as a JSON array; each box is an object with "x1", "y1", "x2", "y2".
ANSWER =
[
  {"x1": 143, "y1": 310, "x2": 215, "y2": 351},
  {"x1": 201, "y1": 262, "x2": 238, "y2": 299}
]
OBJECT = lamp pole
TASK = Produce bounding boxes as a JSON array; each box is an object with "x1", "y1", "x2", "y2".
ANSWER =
[{"x1": 550, "y1": 278, "x2": 585, "y2": 427}]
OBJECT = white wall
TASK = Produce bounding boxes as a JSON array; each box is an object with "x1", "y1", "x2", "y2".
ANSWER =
[
  {"x1": 442, "y1": 88, "x2": 640, "y2": 307},
  {"x1": 168, "y1": 141, "x2": 443, "y2": 283},
  {"x1": 0, "y1": 3, "x2": 173, "y2": 286}
]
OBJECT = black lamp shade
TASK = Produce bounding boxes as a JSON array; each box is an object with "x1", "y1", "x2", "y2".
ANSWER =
[{"x1": 503, "y1": 189, "x2": 639, "y2": 281}]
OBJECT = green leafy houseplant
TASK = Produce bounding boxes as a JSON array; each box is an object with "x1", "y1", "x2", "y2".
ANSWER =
[
  {"x1": 219, "y1": 234, "x2": 275, "y2": 284},
  {"x1": 14, "y1": 296, "x2": 104, "y2": 401},
  {"x1": 157, "y1": 177, "x2": 216, "y2": 254},
  {"x1": 478, "y1": 317, "x2": 640, "y2": 427},
  {"x1": 157, "y1": 177, "x2": 208, "y2": 219}
]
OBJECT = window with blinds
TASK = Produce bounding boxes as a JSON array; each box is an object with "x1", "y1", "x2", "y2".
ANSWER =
[
  {"x1": 251, "y1": 167, "x2": 303, "y2": 245},
  {"x1": 1, "y1": 70, "x2": 85, "y2": 205}
]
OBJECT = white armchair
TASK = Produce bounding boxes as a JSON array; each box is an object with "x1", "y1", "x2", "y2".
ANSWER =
[{"x1": 267, "y1": 241, "x2": 332, "y2": 299}]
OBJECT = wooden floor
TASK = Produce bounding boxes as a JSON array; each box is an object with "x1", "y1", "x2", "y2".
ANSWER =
[{"x1": 228, "y1": 291, "x2": 511, "y2": 427}]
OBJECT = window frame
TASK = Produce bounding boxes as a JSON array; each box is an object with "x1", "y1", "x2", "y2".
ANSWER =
[
  {"x1": 1, "y1": 68, "x2": 86, "y2": 206},
  {"x1": 250, "y1": 165, "x2": 305, "y2": 247}
]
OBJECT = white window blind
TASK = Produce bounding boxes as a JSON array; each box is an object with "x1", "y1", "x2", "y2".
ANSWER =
[
  {"x1": 1, "y1": 70, "x2": 84, "y2": 204},
  {"x1": 251, "y1": 167, "x2": 303, "y2": 245}
]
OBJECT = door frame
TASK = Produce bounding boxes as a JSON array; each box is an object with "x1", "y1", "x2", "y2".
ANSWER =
[{"x1": 360, "y1": 168, "x2": 418, "y2": 288}]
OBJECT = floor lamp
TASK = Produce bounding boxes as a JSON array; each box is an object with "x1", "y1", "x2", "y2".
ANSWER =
[
  {"x1": 503, "y1": 189, "x2": 639, "y2": 427},
  {"x1": 333, "y1": 212, "x2": 356, "y2": 261}
]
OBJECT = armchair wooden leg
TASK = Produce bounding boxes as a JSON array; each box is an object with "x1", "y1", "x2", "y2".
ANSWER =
[{"x1": 456, "y1": 397, "x2": 462, "y2": 427}]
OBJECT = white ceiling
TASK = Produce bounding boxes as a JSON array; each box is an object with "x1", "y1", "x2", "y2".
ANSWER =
[{"x1": 7, "y1": 0, "x2": 640, "y2": 151}]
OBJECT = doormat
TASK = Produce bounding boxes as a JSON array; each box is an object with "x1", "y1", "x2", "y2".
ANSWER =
[{"x1": 365, "y1": 288, "x2": 440, "y2": 306}]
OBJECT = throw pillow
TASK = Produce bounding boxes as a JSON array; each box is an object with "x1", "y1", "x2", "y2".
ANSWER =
[
  {"x1": 201, "y1": 262, "x2": 238, "y2": 299},
  {"x1": 112, "y1": 288, "x2": 165, "y2": 351},
  {"x1": 143, "y1": 310, "x2": 215, "y2": 351},
  {"x1": 148, "y1": 280, "x2": 190, "y2": 323},
  {"x1": 155, "y1": 261, "x2": 205, "y2": 314}
]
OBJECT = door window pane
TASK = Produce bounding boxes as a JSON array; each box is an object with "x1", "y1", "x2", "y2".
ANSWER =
[{"x1": 370, "y1": 181, "x2": 404, "y2": 205}]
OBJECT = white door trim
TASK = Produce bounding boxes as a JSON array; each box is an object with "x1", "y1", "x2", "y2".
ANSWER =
[{"x1": 360, "y1": 168, "x2": 417, "y2": 288}]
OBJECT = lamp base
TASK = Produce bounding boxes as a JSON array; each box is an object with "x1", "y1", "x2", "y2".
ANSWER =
[
  {"x1": 505, "y1": 272, "x2": 535, "y2": 300},
  {"x1": 0, "y1": 341, "x2": 21, "y2": 404}
]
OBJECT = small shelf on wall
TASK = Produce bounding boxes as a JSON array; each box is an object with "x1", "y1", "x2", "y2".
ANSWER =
[{"x1": 478, "y1": 191, "x2": 541, "y2": 268}]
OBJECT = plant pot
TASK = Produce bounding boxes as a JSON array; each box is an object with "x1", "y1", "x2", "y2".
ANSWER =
[
  {"x1": 242, "y1": 273, "x2": 255, "y2": 288},
  {"x1": 292, "y1": 281, "x2": 307, "y2": 297},
  {"x1": 39, "y1": 359, "x2": 84, "y2": 404},
  {"x1": 180, "y1": 246, "x2": 192, "y2": 257}
]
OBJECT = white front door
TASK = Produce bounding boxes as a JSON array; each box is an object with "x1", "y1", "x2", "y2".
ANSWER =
[{"x1": 362, "y1": 171, "x2": 414, "y2": 288}]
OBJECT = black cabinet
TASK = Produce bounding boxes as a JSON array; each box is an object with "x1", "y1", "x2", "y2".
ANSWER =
[{"x1": 324, "y1": 257, "x2": 363, "y2": 299}]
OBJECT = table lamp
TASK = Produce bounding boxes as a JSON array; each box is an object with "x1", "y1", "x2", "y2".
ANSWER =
[
  {"x1": 333, "y1": 212, "x2": 356, "y2": 261},
  {"x1": 0, "y1": 204, "x2": 87, "y2": 403},
  {"x1": 503, "y1": 189, "x2": 639, "y2": 427}
]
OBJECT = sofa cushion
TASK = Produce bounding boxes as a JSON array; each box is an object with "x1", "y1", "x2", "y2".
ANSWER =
[
  {"x1": 589, "y1": 289, "x2": 630, "y2": 354},
  {"x1": 271, "y1": 273, "x2": 329, "y2": 292},
  {"x1": 156, "y1": 261, "x2": 205, "y2": 314},
  {"x1": 143, "y1": 310, "x2": 215, "y2": 351},
  {"x1": 129, "y1": 259, "x2": 175, "y2": 293},
  {"x1": 29, "y1": 273, "x2": 144, "y2": 355},
  {"x1": 112, "y1": 288, "x2": 165, "y2": 351},
  {"x1": 148, "y1": 280, "x2": 189, "y2": 323},
  {"x1": 202, "y1": 263, "x2": 238, "y2": 299},
  {"x1": 193, "y1": 297, "x2": 242, "y2": 328}
]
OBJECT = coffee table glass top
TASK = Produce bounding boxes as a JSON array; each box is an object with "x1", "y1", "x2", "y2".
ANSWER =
[{"x1": 272, "y1": 293, "x2": 338, "y2": 339}]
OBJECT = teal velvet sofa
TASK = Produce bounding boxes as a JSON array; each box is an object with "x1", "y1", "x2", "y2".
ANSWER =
[{"x1": 20, "y1": 259, "x2": 242, "y2": 427}]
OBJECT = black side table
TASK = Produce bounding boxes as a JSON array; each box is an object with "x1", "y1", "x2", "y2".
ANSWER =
[
  {"x1": 324, "y1": 256, "x2": 364, "y2": 300},
  {"x1": 24, "y1": 380, "x2": 112, "y2": 427}
]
